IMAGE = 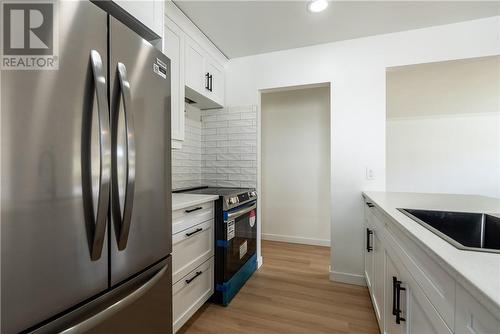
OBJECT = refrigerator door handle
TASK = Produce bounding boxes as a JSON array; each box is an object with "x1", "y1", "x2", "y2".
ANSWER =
[
  {"x1": 84, "y1": 50, "x2": 111, "y2": 261},
  {"x1": 113, "y1": 62, "x2": 136, "y2": 250}
]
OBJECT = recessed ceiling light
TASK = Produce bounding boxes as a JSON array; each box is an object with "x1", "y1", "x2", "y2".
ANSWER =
[{"x1": 307, "y1": 0, "x2": 328, "y2": 13}]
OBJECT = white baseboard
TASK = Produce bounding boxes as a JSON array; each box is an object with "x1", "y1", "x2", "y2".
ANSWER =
[
  {"x1": 329, "y1": 269, "x2": 367, "y2": 286},
  {"x1": 257, "y1": 256, "x2": 263, "y2": 269},
  {"x1": 261, "y1": 233, "x2": 330, "y2": 247}
]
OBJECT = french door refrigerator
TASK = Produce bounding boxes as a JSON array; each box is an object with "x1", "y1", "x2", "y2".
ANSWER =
[{"x1": 1, "y1": 1, "x2": 172, "y2": 333}]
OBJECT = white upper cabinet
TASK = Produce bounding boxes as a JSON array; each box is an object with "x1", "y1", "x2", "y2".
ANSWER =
[
  {"x1": 205, "y1": 57, "x2": 225, "y2": 107},
  {"x1": 184, "y1": 37, "x2": 225, "y2": 109},
  {"x1": 113, "y1": 0, "x2": 164, "y2": 38},
  {"x1": 163, "y1": 17, "x2": 185, "y2": 148},
  {"x1": 185, "y1": 37, "x2": 206, "y2": 94}
]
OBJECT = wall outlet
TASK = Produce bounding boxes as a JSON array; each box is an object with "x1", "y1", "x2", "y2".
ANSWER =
[{"x1": 366, "y1": 167, "x2": 375, "y2": 180}]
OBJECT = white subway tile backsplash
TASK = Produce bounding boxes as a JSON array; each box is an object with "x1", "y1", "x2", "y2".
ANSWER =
[
  {"x1": 174, "y1": 105, "x2": 258, "y2": 190},
  {"x1": 203, "y1": 134, "x2": 228, "y2": 141},
  {"x1": 217, "y1": 113, "x2": 240, "y2": 121},
  {"x1": 205, "y1": 160, "x2": 228, "y2": 167},
  {"x1": 203, "y1": 121, "x2": 228, "y2": 129},
  {"x1": 217, "y1": 153, "x2": 240, "y2": 161},
  {"x1": 201, "y1": 115, "x2": 217, "y2": 122},
  {"x1": 227, "y1": 133, "x2": 256, "y2": 140},
  {"x1": 217, "y1": 167, "x2": 241, "y2": 174},
  {"x1": 240, "y1": 154, "x2": 257, "y2": 161},
  {"x1": 228, "y1": 174, "x2": 257, "y2": 181},
  {"x1": 202, "y1": 154, "x2": 217, "y2": 161},
  {"x1": 228, "y1": 120, "x2": 254, "y2": 127},
  {"x1": 200, "y1": 105, "x2": 258, "y2": 188},
  {"x1": 240, "y1": 112, "x2": 257, "y2": 120},
  {"x1": 240, "y1": 167, "x2": 257, "y2": 175},
  {"x1": 217, "y1": 180, "x2": 242, "y2": 187},
  {"x1": 228, "y1": 146, "x2": 254, "y2": 154},
  {"x1": 231, "y1": 160, "x2": 253, "y2": 167}
]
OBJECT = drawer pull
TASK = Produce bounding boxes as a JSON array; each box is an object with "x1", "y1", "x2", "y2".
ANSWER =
[
  {"x1": 366, "y1": 228, "x2": 373, "y2": 252},
  {"x1": 185, "y1": 227, "x2": 203, "y2": 237},
  {"x1": 392, "y1": 276, "x2": 406, "y2": 324},
  {"x1": 185, "y1": 206, "x2": 203, "y2": 213},
  {"x1": 366, "y1": 202, "x2": 375, "y2": 208},
  {"x1": 185, "y1": 271, "x2": 203, "y2": 284}
]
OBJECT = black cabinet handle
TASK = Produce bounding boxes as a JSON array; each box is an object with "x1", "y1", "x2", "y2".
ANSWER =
[
  {"x1": 366, "y1": 202, "x2": 375, "y2": 208},
  {"x1": 185, "y1": 206, "x2": 202, "y2": 213},
  {"x1": 209, "y1": 74, "x2": 213, "y2": 92},
  {"x1": 366, "y1": 228, "x2": 373, "y2": 252},
  {"x1": 185, "y1": 227, "x2": 203, "y2": 237},
  {"x1": 205, "y1": 72, "x2": 210, "y2": 90},
  {"x1": 185, "y1": 271, "x2": 202, "y2": 284},
  {"x1": 392, "y1": 276, "x2": 406, "y2": 324}
]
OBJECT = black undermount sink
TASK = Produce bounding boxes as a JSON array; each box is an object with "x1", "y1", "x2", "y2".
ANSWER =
[{"x1": 398, "y1": 209, "x2": 500, "y2": 253}]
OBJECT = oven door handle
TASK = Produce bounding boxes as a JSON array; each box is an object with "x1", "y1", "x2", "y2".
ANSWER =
[{"x1": 226, "y1": 203, "x2": 257, "y2": 220}]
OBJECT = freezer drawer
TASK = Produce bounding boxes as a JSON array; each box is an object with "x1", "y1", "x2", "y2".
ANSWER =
[
  {"x1": 173, "y1": 258, "x2": 214, "y2": 333},
  {"x1": 172, "y1": 219, "x2": 214, "y2": 283},
  {"x1": 86, "y1": 257, "x2": 172, "y2": 334}
]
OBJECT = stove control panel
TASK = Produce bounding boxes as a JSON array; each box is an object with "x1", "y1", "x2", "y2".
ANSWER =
[{"x1": 224, "y1": 190, "x2": 257, "y2": 211}]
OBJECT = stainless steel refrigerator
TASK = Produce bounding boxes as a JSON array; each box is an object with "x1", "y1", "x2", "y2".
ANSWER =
[{"x1": 1, "y1": 1, "x2": 172, "y2": 333}]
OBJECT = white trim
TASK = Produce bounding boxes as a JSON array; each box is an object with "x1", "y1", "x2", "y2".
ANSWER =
[
  {"x1": 329, "y1": 269, "x2": 367, "y2": 286},
  {"x1": 262, "y1": 233, "x2": 330, "y2": 247},
  {"x1": 257, "y1": 256, "x2": 263, "y2": 269}
]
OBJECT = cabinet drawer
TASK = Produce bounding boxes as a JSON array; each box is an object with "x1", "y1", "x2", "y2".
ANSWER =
[
  {"x1": 375, "y1": 207, "x2": 455, "y2": 331},
  {"x1": 172, "y1": 220, "x2": 214, "y2": 283},
  {"x1": 173, "y1": 258, "x2": 214, "y2": 333},
  {"x1": 173, "y1": 201, "x2": 214, "y2": 234},
  {"x1": 455, "y1": 284, "x2": 500, "y2": 334}
]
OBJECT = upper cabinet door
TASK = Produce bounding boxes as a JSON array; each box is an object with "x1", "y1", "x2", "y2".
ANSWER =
[
  {"x1": 206, "y1": 58, "x2": 225, "y2": 106},
  {"x1": 113, "y1": 0, "x2": 164, "y2": 38},
  {"x1": 185, "y1": 37, "x2": 205, "y2": 93},
  {"x1": 164, "y1": 17, "x2": 185, "y2": 144}
]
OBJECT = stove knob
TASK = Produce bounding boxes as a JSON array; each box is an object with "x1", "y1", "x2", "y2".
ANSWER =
[{"x1": 228, "y1": 197, "x2": 238, "y2": 204}]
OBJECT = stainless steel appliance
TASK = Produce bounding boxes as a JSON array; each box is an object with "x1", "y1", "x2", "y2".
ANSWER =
[
  {"x1": 1, "y1": 1, "x2": 172, "y2": 333},
  {"x1": 176, "y1": 187, "x2": 257, "y2": 305}
]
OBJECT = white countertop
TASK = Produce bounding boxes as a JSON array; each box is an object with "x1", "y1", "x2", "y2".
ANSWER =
[
  {"x1": 172, "y1": 193, "x2": 219, "y2": 211},
  {"x1": 362, "y1": 191, "x2": 500, "y2": 314}
]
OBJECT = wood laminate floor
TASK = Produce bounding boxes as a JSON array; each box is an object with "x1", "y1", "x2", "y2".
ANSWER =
[{"x1": 178, "y1": 240, "x2": 379, "y2": 334}]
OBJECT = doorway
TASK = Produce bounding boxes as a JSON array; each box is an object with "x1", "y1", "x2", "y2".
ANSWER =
[{"x1": 260, "y1": 84, "x2": 331, "y2": 246}]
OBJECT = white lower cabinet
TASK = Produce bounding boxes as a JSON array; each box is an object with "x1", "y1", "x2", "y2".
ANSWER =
[
  {"x1": 363, "y1": 197, "x2": 497, "y2": 334},
  {"x1": 455, "y1": 285, "x2": 500, "y2": 334},
  {"x1": 173, "y1": 258, "x2": 214, "y2": 333},
  {"x1": 384, "y1": 249, "x2": 451, "y2": 334},
  {"x1": 172, "y1": 200, "x2": 215, "y2": 333}
]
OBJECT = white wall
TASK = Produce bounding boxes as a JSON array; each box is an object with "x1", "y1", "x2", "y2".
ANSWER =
[
  {"x1": 225, "y1": 16, "x2": 500, "y2": 285},
  {"x1": 387, "y1": 114, "x2": 500, "y2": 198},
  {"x1": 387, "y1": 56, "x2": 500, "y2": 198},
  {"x1": 261, "y1": 86, "x2": 330, "y2": 246}
]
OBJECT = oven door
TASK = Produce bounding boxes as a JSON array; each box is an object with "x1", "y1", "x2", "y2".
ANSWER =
[{"x1": 223, "y1": 201, "x2": 257, "y2": 281}]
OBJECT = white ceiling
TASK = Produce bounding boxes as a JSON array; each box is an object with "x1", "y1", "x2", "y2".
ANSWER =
[{"x1": 173, "y1": 1, "x2": 500, "y2": 58}]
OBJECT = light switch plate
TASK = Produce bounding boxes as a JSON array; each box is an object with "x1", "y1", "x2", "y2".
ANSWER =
[{"x1": 366, "y1": 167, "x2": 375, "y2": 180}]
